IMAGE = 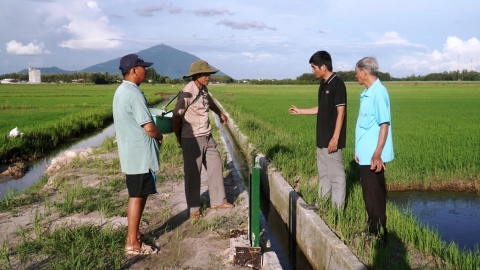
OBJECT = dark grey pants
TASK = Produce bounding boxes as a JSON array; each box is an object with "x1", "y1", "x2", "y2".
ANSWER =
[
  {"x1": 317, "y1": 148, "x2": 346, "y2": 209},
  {"x1": 360, "y1": 165, "x2": 387, "y2": 235},
  {"x1": 181, "y1": 135, "x2": 227, "y2": 213}
]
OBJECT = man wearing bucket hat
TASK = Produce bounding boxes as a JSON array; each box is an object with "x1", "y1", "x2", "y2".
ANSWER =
[
  {"x1": 172, "y1": 60, "x2": 234, "y2": 219},
  {"x1": 113, "y1": 53, "x2": 163, "y2": 254}
]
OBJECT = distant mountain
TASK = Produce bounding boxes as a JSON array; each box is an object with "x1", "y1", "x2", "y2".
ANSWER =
[
  {"x1": 17, "y1": 44, "x2": 227, "y2": 79},
  {"x1": 82, "y1": 44, "x2": 226, "y2": 78},
  {"x1": 18, "y1": 67, "x2": 74, "y2": 74}
]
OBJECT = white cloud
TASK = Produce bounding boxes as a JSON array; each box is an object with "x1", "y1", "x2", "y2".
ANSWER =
[
  {"x1": 86, "y1": 1, "x2": 101, "y2": 11},
  {"x1": 216, "y1": 19, "x2": 277, "y2": 31},
  {"x1": 135, "y1": 3, "x2": 182, "y2": 16},
  {"x1": 375, "y1": 31, "x2": 427, "y2": 49},
  {"x1": 257, "y1": 53, "x2": 272, "y2": 59},
  {"x1": 57, "y1": 1, "x2": 124, "y2": 49},
  {"x1": 392, "y1": 36, "x2": 480, "y2": 74},
  {"x1": 240, "y1": 52, "x2": 272, "y2": 60},
  {"x1": 194, "y1": 8, "x2": 231, "y2": 16},
  {"x1": 335, "y1": 61, "x2": 353, "y2": 72},
  {"x1": 6, "y1": 40, "x2": 49, "y2": 55}
]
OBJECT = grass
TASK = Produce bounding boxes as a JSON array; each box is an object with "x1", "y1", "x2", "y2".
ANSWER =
[{"x1": 208, "y1": 82, "x2": 480, "y2": 269}]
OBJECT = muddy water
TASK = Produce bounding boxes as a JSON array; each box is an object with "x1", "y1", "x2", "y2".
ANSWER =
[
  {"x1": 0, "y1": 124, "x2": 116, "y2": 200},
  {"x1": 216, "y1": 116, "x2": 314, "y2": 269},
  {"x1": 388, "y1": 191, "x2": 480, "y2": 251}
]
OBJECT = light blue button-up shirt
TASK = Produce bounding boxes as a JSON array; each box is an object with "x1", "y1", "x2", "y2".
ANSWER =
[
  {"x1": 113, "y1": 80, "x2": 159, "y2": 174},
  {"x1": 355, "y1": 79, "x2": 394, "y2": 165}
]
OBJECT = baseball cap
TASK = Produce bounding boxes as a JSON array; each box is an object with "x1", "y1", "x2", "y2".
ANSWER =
[{"x1": 119, "y1": 54, "x2": 153, "y2": 72}]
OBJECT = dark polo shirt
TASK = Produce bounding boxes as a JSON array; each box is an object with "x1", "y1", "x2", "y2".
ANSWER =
[{"x1": 316, "y1": 73, "x2": 347, "y2": 149}]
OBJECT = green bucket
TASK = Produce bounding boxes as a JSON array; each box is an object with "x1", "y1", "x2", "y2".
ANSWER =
[{"x1": 149, "y1": 108, "x2": 173, "y2": 134}]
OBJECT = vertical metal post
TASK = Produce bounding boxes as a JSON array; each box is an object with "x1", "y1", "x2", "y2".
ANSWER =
[{"x1": 249, "y1": 154, "x2": 260, "y2": 247}]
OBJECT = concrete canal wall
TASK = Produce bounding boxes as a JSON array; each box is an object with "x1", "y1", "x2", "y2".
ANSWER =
[{"x1": 215, "y1": 99, "x2": 367, "y2": 270}]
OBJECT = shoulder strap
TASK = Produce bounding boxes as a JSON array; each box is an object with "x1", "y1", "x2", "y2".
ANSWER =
[
  {"x1": 183, "y1": 90, "x2": 202, "y2": 116},
  {"x1": 160, "y1": 90, "x2": 202, "y2": 116}
]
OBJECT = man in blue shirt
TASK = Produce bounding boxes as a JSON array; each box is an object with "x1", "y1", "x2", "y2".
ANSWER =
[
  {"x1": 354, "y1": 57, "x2": 394, "y2": 244},
  {"x1": 113, "y1": 54, "x2": 163, "y2": 254}
]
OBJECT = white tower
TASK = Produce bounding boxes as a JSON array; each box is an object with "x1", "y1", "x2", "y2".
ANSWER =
[{"x1": 28, "y1": 67, "x2": 41, "y2": 83}]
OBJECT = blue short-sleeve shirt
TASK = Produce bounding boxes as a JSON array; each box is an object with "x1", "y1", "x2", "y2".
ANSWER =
[
  {"x1": 113, "y1": 80, "x2": 159, "y2": 174},
  {"x1": 355, "y1": 79, "x2": 394, "y2": 165}
]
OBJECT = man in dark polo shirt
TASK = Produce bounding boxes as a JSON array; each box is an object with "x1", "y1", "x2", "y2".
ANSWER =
[{"x1": 289, "y1": 50, "x2": 347, "y2": 209}]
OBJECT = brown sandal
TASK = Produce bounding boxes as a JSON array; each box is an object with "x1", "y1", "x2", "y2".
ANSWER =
[
  {"x1": 190, "y1": 211, "x2": 203, "y2": 219},
  {"x1": 211, "y1": 203, "x2": 235, "y2": 209}
]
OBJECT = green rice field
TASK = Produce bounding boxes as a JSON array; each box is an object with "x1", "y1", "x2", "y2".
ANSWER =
[
  {"x1": 210, "y1": 82, "x2": 480, "y2": 191},
  {"x1": 1, "y1": 82, "x2": 479, "y2": 268},
  {"x1": 0, "y1": 83, "x2": 169, "y2": 162},
  {"x1": 208, "y1": 81, "x2": 480, "y2": 269}
]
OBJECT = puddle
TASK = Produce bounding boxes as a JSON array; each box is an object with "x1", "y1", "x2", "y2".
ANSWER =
[{"x1": 388, "y1": 191, "x2": 480, "y2": 251}]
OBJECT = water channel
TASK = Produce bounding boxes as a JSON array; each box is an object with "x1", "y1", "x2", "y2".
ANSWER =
[
  {"x1": 388, "y1": 191, "x2": 480, "y2": 251},
  {"x1": 0, "y1": 124, "x2": 116, "y2": 200},
  {"x1": 216, "y1": 115, "x2": 314, "y2": 269}
]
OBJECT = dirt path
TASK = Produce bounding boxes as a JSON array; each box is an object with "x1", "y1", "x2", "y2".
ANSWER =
[{"x1": 0, "y1": 133, "x2": 257, "y2": 269}]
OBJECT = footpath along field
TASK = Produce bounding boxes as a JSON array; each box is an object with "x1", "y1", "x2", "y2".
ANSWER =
[
  {"x1": 0, "y1": 83, "x2": 169, "y2": 163},
  {"x1": 210, "y1": 82, "x2": 480, "y2": 269}
]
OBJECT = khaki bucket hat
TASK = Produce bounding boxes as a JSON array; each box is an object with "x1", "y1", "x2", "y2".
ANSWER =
[{"x1": 183, "y1": 60, "x2": 219, "y2": 78}]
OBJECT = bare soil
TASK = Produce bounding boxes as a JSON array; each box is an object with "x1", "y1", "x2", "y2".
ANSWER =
[{"x1": 0, "y1": 137, "x2": 254, "y2": 270}]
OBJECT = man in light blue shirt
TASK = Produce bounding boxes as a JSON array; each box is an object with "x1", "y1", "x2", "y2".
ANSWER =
[
  {"x1": 113, "y1": 54, "x2": 163, "y2": 254},
  {"x1": 354, "y1": 57, "x2": 394, "y2": 244}
]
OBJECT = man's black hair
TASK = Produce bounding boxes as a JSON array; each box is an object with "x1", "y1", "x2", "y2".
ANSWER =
[{"x1": 309, "y1": 51, "x2": 333, "y2": 71}]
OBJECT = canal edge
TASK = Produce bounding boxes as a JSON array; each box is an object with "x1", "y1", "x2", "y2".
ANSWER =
[{"x1": 213, "y1": 97, "x2": 367, "y2": 270}]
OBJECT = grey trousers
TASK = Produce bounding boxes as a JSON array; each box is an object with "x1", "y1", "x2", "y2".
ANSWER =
[
  {"x1": 181, "y1": 134, "x2": 227, "y2": 213},
  {"x1": 316, "y1": 148, "x2": 346, "y2": 209}
]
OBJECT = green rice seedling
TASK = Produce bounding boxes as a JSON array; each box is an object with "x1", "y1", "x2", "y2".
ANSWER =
[{"x1": 296, "y1": 180, "x2": 317, "y2": 205}]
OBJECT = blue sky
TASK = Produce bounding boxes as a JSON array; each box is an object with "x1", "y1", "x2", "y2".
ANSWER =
[{"x1": 1, "y1": 0, "x2": 479, "y2": 79}]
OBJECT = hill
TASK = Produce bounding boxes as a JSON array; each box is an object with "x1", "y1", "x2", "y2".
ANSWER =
[
  {"x1": 17, "y1": 44, "x2": 227, "y2": 79},
  {"x1": 18, "y1": 67, "x2": 74, "y2": 74},
  {"x1": 82, "y1": 44, "x2": 227, "y2": 78}
]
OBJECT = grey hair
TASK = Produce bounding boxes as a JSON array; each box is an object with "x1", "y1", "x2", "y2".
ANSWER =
[{"x1": 356, "y1": 57, "x2": 379, "y2": 76}]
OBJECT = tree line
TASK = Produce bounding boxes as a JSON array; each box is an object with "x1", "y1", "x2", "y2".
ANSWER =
[
  {"x1": 1, "y1": 68, "x2": 479, "y2": 85},
  {"x1": 0, "y1": 68, "x2": 235, "y2": 85},
  {"x1": 246, "y1": 69, "x2": 480, "y2": 85}
]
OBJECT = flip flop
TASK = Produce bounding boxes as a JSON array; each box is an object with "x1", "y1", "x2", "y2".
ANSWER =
[
  {"x1": 190, "y1": 211, "x2": 203, "y2": 219},
  {"x1": 138, "y1": 233, "x2": 156, "y2": 242},
  {"x1": 125, "y1": 244, "x2": 158, "y2": 255},
  {"x1": 210, "y1": 203, "x2": 235, "y2": 209}
]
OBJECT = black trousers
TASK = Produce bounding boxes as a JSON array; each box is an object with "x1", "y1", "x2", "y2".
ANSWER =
[{"x1": 360, "y1": 165, "x2": 387, "y2": 235}]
